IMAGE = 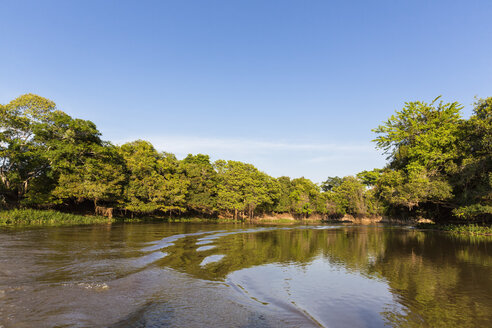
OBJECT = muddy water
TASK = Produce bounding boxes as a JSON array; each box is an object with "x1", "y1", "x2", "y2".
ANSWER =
[{"x1": 0, "y1": 223, "x2": 491, "y2": 327}]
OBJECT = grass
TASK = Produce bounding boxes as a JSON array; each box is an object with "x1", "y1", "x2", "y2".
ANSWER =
[
  {"x1": 0, "y1": 209, "x2": 113, "y2": 227},
  {"x1": 416, "y1": 222, "x2": 492, "y2": 236}
]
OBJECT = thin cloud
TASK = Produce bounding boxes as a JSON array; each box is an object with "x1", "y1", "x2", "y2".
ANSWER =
[
  {"x1": 113, "y1": 135, "x2": 386, "y2": 181},
  {"x1": 115, "y1": 135, "x2": 375, "y2": 155}
]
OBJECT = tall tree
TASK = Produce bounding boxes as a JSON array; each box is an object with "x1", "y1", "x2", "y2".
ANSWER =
[
  {"x1": 373, "y1": 97, "x2": 462, "y2": 171},
  {"x1": 289, "y1": 177, "x2": 321, "y2": 217},
  {"x1": 321, "y1": 176, "x2": 343, "y2": 192},
  {"x1": 158, "y1": 152, "x2": 189, "y2": 214},
  {"x1": 328, "y1": 176, "x2": 374, "y2": 217},
  {"x1": 356, "y1": 169, "x2": 382, "y2": 187},
  {"x1": 0, "y1": 94, "x2": 56, "y2": 204},
  {"x1": 35, "y1": 111, "x2": 126, "y2": 208},
  {"x1": 180, "y1": 154, "x2": 217, "y2": 214},
  {"x1": 274, "y1": 176, "x2": 293, "y2": 213},
  {"x1": 119, "y1": 140, "x2": 188, "y2": 215},
  {"x1": 372, "y1": 98, "x2": 461, "y2": 215},
  {"x1": 451, "y1": 98, "x2": 492, "y2": 219},
  {"x1": 215, "y1": 160, "x2": 278, "y2": 219}
]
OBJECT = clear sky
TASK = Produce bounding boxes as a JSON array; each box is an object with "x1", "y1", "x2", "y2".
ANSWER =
[{"x1": 1, "y1": 0, "x2": 491, "y2": 182}]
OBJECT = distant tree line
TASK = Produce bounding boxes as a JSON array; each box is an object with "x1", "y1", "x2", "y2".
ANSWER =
[{"x1": 1, "y1": 94, "x2": 490, "y2": 222}]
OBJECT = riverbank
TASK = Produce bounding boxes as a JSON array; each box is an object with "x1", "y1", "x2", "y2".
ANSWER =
[
  {"x1": 0, "y1": 209, "x2": 298, "y2": 227},
  {"x1": 416, "y1": 222, "x2": 492, "y2": 236},
  {"x1": 0, "y1": 209, "x2": 112, "y2": 227},
  {"x1": 0, "y1": 209, "x2": 346, "y2": 227},
  {"x1": 2, "y1": 210, "x2": 491, "y2": 237}
]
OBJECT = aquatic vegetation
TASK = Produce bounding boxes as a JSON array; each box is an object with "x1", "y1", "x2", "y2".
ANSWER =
[
  {"x1": 0, "y1": 209, "x2": 112, "y2": 226},
  {"x1": 416, "y1": 223, "x2": 492, "y2": 236}
]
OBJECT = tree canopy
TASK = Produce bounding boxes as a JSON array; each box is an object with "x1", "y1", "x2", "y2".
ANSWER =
[
  {"x1": 372, "y1": 97, "x2": 492, "y2": 221},
  {"x1": 1, "y1": 93, "x2": 490, "y2": 223}
]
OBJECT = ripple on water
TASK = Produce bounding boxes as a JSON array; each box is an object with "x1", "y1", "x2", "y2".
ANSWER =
[
  {"x1": 61, "y1": 282, "x2": 110, "y2": 291},
  {"x1": 200, "y1": 255, "x2": 225, "y2": 266},
  {"x1": 195, "y1": 239, "x2": 213, "y2": 245},
  {"x1": 196, "y1": 245, "x2": 216, "y2": 252},
  {"x1": 2, "y1": 224, "x2": 491, "y2": 328}
]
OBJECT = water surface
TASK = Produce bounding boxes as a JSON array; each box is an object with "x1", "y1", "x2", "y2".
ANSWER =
[{"x1": 0, "y1": 223, "x2": 491, "y2": 327}]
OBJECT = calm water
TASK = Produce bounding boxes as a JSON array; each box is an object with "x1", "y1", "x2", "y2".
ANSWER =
[{"x1": 0, "y1": 223, "x2": 491, "y2": 327}]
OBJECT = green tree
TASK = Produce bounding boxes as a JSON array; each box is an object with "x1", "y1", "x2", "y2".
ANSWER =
[
  {"x1": 356, "y1": 169, "x2": 382, "y2": 187},
  {"x1": 119, "y1": 140, "x2": 188, "y2": 215},
  {"x1": 274, "y1": 176, "x2": 293, "y2": 213},
  {"x1": 289, "y1": 177, "x2": 321, "y2": 217},
  {"x1": 35, "y1": 111, "x2": 126, "y2": 209},
  {"x1": 214, "y1": 160, "x2": 278, "y2": 219},
  {"x1": 0, "y1": 94, "x2": 56, "y2": 204},
  {"x1": 158, "y1": 152, "x2": 189, "y2": 214},
  {"x1": 180, "y1": 154, "x2": 217, "y2": 215},
  {"x1": 372, "y1": 98, "x2": 461, "y2": 217},
  {"x1": 119, "y1": 140, "x2": 163, "y2": 214},
  {"x1": 373, "y1": 97, "x2": 462, "y2": 171},
  {"x1": 451, "y1": 97, "x2": 492, "y2": 220},
  {"x1": 324, "y1": 176, "x2": 379, "y2": 217},
  {"x1": 321, "y1": 176, "x2": 343, "y2": 192}
]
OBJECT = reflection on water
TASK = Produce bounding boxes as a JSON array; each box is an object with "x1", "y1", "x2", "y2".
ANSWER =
[
  {"x1": 0, "y1": 223, "x2": 491, "y2": 327},
  {"x1": 200, "y1": 254, "x2": 225, "y2": 266}
]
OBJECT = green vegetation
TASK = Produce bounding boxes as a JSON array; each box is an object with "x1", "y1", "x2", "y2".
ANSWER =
[
  {"x1": 373, "y1": 97, "x2": 492, "y2": 223},
  {"x1": 416, "y1": 223, "x2": 492, "y2": 236},
  {"x1": 1, "y1": 93, "x2": 490, "y2": 226},
  {"x1": 0, "y1": 94, "x2": 380, "y2": 222},
  {"x1": 0, "y1": 209, "x2": 111, "y2": 226}
]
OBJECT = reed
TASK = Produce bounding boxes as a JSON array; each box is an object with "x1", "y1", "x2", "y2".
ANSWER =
[
  {"x1": 416, "y1": 223, "x2": 492, "y2": 236},
  {"x1": 0, "y1": 209, "x2": 112, "y2": 226}
]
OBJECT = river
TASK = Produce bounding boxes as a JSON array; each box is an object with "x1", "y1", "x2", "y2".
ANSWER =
[{"x1": 0, "y1": 223, "x2": 491, "y2": 327}]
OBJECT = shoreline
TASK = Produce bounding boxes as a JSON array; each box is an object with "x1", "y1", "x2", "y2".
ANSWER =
[{"x1": 1, "y1": 209, "x2": 491, "y2": 236}]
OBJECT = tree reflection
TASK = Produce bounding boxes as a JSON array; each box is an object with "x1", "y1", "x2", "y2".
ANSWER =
[{"x1": 156, "y1": 226, "x2": 492, "y2": 326}]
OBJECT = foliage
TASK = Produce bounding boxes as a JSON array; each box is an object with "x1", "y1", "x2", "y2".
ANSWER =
[
  {"x1": 38, "y1": 111, "x2": 127, "y2": 207},
  {"x1": 324, "y1": 176, "x2": 381, "y2": 218},
  {"x1": 0, "y1": 209, "x2": 111, "y2": 226},
  {"x1": 119, "y1": 140, "x2": 188, "y2": 215},
  {"x1": 180, "y1": 154, "x2": 217, "y2": 214},
  {"x1": 356, "y1": 168, "x2": 382, "y2": 187},
  {"x1": 214, "y1": 160, "x2": 279, "y2": 218},
  {"x1": 1, "y1": 93, "x2": 490, "y2": 223},
  {"x1": 321, "y1": 176, "x2": 342, "y2": 192},
  {"x1": 373, "y1": 97, "x2": 462, "y2": 170},
  {"x1": 376, "y1": 168, "x2": 453, "y2": 210},
  {"x1": 450, "y1": 98, "x2": 492, "y2": 220},
  {"x1": 289, "y1": 177, "x2": 321, "y2": 217},
  {"x1": 274, "y1": 176, "x2": 293, "y2": 213},
  {"x1": 416, "y1": 222, "x2": 492, "y2": 235},
  {"x1": 452, "y1": 204, "x2": 492, "y2": 221},
  {"x1": 0, "y1": 94, "x2": 57, "y2": 203},
  {"x1": 373, "y1": 96, "x2": 492, "y2": 222}
]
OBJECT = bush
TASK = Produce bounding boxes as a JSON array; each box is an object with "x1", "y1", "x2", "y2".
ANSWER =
[
  {"x1": 0, "y1": 209, "x2": 111, "y2": 226},
  {"x1": 452, "y1": 204, "x2": 492, "y2": 221},
  {"x1": 416, "y1": 222, "x2": 492, "y2": 235}
]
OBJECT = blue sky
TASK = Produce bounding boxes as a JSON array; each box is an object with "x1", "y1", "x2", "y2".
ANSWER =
[{"x1": 1, "y1": 0, "x2": 491, "y2": 182}]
